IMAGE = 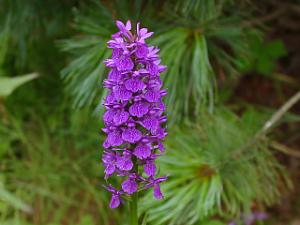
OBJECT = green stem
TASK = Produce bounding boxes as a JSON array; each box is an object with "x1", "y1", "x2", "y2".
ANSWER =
[
  {"x1": 129, "y1": 191, "x2": 138, "y2": 225},
  {"x1": 129, "y1": 158, "x2": 139, "y2": 225}
]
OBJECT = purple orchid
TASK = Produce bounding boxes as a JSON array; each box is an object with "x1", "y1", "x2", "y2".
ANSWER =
[
  {"x1": 228, "y1": 211, "x2": 268, "y2": 225},
  {"x1": 104, "y1": 185, "x2": 125, "y2": 209},
  {"x1": 143, "y1": 176, "x2": 168, "y2": 200},
  {"x1": 102, "y1": 20, "x2": 167, "y2": 208}
]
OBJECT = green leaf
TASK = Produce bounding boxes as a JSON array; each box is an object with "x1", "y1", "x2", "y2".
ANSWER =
[
  {"x1": 265, "y1": 40, "x2": 287, "y2": 58},
  {"x1": 256, "y1": 56, "x2": 275, "y2": 75},
  {"x1": 0, "y1": 73, "x2": 38, "y2": 98},
  {"x1": 0, "y1": 186, "x2": 32, "y2": 213},
  {"x1": 239, "y1": 37, "x2": 287, "y2": 75}
]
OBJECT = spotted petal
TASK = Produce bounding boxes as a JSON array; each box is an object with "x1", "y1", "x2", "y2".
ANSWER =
[
  {"x1": 122, "y1": 128, "x2": 142, "y2": 143},
  {"x1": 103, "y1": 109, "x2": 116, "y2": 124},
  {"x1": 121, "y1": 179, "x2": 138, "y2": 194},
  {"x1": 124, "y1": 78, "x2": 145, "y2": 92},
  {"x1": 144, "y1": 161, "x2": 156, "y2": 176},
  {"x1": 113, "y1": 85, "x2": 132, "y2": 101},
  {"x1": 113, "y1": 110, "x2": 129, "y2": 126},
  {"x1": 108, "y1": 69, "x2": 122, "y2": 81},
  {"x1": 144, "y1": 89, "x2": 160, "y2": 103},
  {"x1": 116, "y1": 155, "x2": 133, "y2": 171},
  {"x1": 116, "y1": 57, "x2": 134, "y2": 71},
  {"x1": 129, "y1": 102, "x2": 149, "y2": 117},
  {"x1": 147, "y1": 62, "x2": 158, "y2": 76},
  {"x1": 107, "y1": 130, "x2": 123, "y2": 146},
  {"x1": 141, "y1": 116, "x2": 159, "y2": 133},
  {"x1": 135, "y1": 44, "x2": 149, "y2": 58},
  {"x1": 133, "y1": 144, "x2": 151, "y2": 159}
]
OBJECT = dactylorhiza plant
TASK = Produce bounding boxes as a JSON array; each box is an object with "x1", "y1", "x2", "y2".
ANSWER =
[{"x1": 101, "y1": 20, "x2": 168, "y2": 212}]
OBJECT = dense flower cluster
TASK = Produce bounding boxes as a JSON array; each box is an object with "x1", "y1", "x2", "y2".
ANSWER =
[{"x1": 102, "y1": 20, "x2": 168, "y2": 208}]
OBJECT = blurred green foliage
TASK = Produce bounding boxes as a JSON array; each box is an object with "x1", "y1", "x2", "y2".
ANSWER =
[
  {"x1": 240, "y1": 37, "x2": 287, "y2": 75},
  {"x1": 0, "y1": 0, "x2": 295, "y2": 225},
  {"x1": 141, "y1": 108, "x2": 290, "y2": 225},
  {"x1": 0, "y1": 73, "x2": 38, "y2": 98}
]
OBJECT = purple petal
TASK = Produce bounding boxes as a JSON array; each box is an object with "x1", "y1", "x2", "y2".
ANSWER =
[
  {"x1": 139, "y1": 28, "x2": 153, "y2": 40},
  {"x1": 102, "y1": 151, "x2": 115, "y2": 164},
  {"x1": 124, "y1": 78, "x2": 145, "y2": 92},
  {"x1": 255, "y1": 212, "x2": 268, "y2": 220},
  {"x1": 113, "y1": 85, "x2": 132, "y2": 101},
  {"x1": 116, "y1": 20, "x2": 126, "y2": 30},
  {"x1": 157, "y1": 141, "x2": 165, "y2": 152},
  {"x1": 144, "y1": 161, "x2": 156, "y2": 176},
  {"x1": 116, "y1": 57, "x2": 134, "y2": 71},
  {"x1": 121, "y1": 179, "x2": 138, "y2": 194},
  {"x1": 123, "y1": 159, "x2": 133, "y2": 171},
  {"x1": 104, "y1": 184, "x2": 116, "y2": 193},
  {"x1": 144, "y1": 90, "x2": 160, "y2": 103},
  {"x1": 148, "y1": 78, "x2": 163, "y2": 90},
  {"x1": 116, "y1": 21, "x2": 131, "y2": 39},
  {"x1": 125, "y1": 20, "x2": 131, "y2": 30},
  {"x1": 108, "y1": 69, "x2": 122, "y2": 81},
  {"x1": 105, "y1": 91, "x2": 116, "y2": 104},
  {"x1": 111, "y1": 49, "x2": 123, "y2": 59},
  {"x1": 155, "y1": 176, "x2": 168, "y2": 183},
  {"x1": 135, "y1": 44, "x2": 149, "y2": 58},
  {"x1": 103, "y1": 139, "x2": 110, "y2": 148},
  {"x1": 153, "y1": 184, "x2": 163, "y2": 200},
  {"x1": 129, "y1": 102, "x2": 149, "y2": 117},
  {"x1": 147, "y1": 63, "x2": 158, "y2": 76},
  {"x1": 139, "y1": 28, "x2": 148, "y2": 36},
  {"x1": 104, "y1": 58, "x2": 115, "y2": 67},
  {"x1": 116, "y1": 155, "x2": 133, "y2": 171},
  {"x1": 122, "y1": 128, "x2": 142, "y2": 143},
  {"x1": 103, "y1": 109, "x2": 116, "y2": 124},
  {"x1": 133, "y1": 144, "x2": 151, "y2": 159},
  {"x1": 107, "y1": 130, "x2": 123, "y2": 146},
  {"x1": 113, "y1": 110, "x2": 129, "y2": 126},
  {"x1": 228, "y1": 222, "x2": 237, "y2": 225},
  {"x1": 157, "y1": 100, "x2": 166, "y2": 112},
  {"x1": 153, "y1": 127, "x2": 167, "y2": 139},
  {"x1": 141, "y1": 116, "x2": 159, "y2": 132},
  {"x1": 158, "y1": 64, "x2": 167, "y2": 73},
  {"x1": 104, "y1": 164, "x2": 115, "y2": 178},
  {"x1": 110, "y1": 194, "x2": 121, "y2": 208}
]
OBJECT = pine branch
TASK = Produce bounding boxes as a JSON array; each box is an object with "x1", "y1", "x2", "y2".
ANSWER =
[
  {"x1": 259, "y1": 90, "x2": 300, "y2": 136},
  {"x1": 270, "y1": 141, "x2": 300, "y2": 158},
  {"x1": 224, "y1": 90, "x2": 300, "y2": 165}
]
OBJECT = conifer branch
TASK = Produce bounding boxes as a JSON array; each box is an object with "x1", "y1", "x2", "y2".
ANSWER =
[
  {"x1": 258, "y1": 90, "x2": 300, "y2": 137},
  {"x1": 221, "y1": 90, "x2": 300, "y2": 166}
]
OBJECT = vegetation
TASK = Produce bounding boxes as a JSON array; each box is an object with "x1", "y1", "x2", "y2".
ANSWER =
[{"x1": 0, "y1": 1, "x2": 299, "y2": 225}]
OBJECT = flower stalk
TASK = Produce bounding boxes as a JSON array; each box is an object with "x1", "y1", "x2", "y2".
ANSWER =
[{"x1": 130, "y1": 190, "x2": 138, "y2": 225}]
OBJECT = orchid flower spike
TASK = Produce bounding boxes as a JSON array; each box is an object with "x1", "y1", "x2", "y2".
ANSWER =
[{"x1": 102, "y1": 20, "x2": 168, "y2": 208}]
